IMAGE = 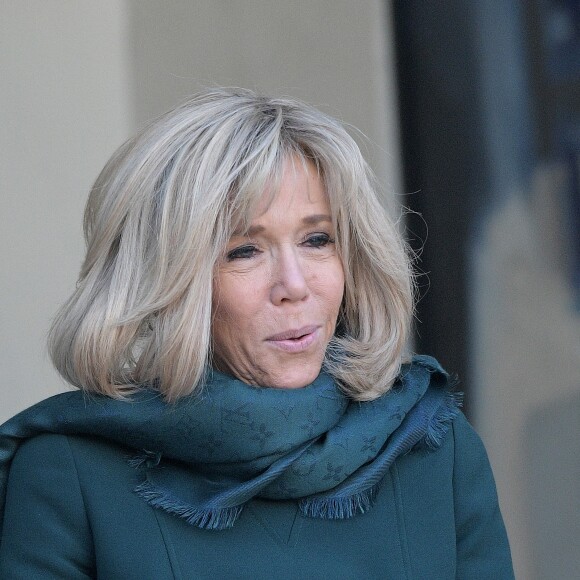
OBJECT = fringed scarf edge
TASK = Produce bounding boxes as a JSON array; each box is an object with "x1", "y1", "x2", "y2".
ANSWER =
[
  {"x1": 134, "y1": 479, "x2": 245, "y2": 530},
  {"x1": 297, "y1": 387, "x2": 462, "y2": 522},
  {"x1": 131, "y1": 383, "x2": 463, "y2": 529}
]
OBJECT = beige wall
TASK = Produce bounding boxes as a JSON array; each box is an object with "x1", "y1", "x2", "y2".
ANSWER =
[
  {"x1": 1, "y1": 0, "x2": 400, "y2": 421},
  {"x1": 472, "y1": 164, "x2": 580, "y2": 579},
  {"x1": 1, "y1": 1, "x2": 131, "y2": 421},
  {"x1": 127, "y1": 0, "x2": 401, "y2": 205}
]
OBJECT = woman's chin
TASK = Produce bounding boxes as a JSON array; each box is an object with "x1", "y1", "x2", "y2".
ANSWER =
[
  {"x1": 215, "y1": 350, "x2": 326, "y2": 389},
  {"x1": 262, "y1": 365, "x2": 322, "y2": 389}
]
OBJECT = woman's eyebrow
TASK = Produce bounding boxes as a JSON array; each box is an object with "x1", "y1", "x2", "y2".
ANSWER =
[
  {"x1": 301, "y1": 214, "x2": 332, "y2": 226},
  {"x1": 233, "y1": 224, "x2": 265, "y2": 237},
  {"x1": 233, "y1": 214, "x2": 332, "y2": 237}
]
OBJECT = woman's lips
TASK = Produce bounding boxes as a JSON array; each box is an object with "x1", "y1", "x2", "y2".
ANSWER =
[{"x1": 266, "y1": 326, "x2": 320, "y2": 352}]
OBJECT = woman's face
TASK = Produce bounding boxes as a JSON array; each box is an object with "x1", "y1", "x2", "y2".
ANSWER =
[{"x1": 212, "y1": 157, "x2": 345, "y2": 388}]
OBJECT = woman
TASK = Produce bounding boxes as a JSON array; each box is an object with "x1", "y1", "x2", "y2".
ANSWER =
[{"x1": 0, "y1": 89, "x2": 514, "y2": 578}]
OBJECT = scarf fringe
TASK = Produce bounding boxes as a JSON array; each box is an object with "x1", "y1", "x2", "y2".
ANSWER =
[
  {"x1": 299, "y1": 483, "x2": 379, "y2": 520},
  {"x1": 134, "y1": 480, "x2": 243, "y2": 530},
  {"x1": 420, "y1": 388, "x2": 463, "y2": 451},
  {"x1": 128, "y1": 450, "x2": 162, "y2": 469}
]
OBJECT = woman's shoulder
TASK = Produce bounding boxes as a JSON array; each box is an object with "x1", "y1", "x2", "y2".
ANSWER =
[
  {"x1": 8, "y1": 431, "x2": 136, "y2": 502},
  {"x1": 1, "y1": 434, "x2": 169, "y2": 578},
  {"x1": 392, "y1": 410, "x2": 496, "y2": 491},
  {"x1": 5, "y1": 431, "x2": 149, "y2": 532},
  {"x1": 1, "y1": 433, "x2": 97, "y2": 577},
  {"x1": 11, "y1": 431, "x2": 67, "y2": 458},
  {"x1": 12, "y1": 431, "x2": 128, "y2": 463}
]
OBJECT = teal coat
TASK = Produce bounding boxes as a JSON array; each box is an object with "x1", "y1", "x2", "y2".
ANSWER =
[{"x1": 0, "y1": 412, "x2": 513, "y2": 579}]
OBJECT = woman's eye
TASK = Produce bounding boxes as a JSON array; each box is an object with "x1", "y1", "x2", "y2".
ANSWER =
[
  {"x1": 226, "y1": 245, "x2": 259, "y2": 261},
  {"x1": 304, "y1": 233, "x2": 333, "y2": 248}
]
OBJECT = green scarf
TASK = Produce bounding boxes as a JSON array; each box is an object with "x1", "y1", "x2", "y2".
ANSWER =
[{"x1": 0, "y1": 355, "x2": 460, "y2": 531}]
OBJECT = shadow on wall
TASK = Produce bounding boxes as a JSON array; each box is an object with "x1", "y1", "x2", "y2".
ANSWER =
[{"x1": 524, "y1": 391, "x2": 580, "y2": 580}]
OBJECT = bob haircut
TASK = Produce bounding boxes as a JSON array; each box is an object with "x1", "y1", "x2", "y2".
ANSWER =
[{"x1": 49, "y1": 88, "x2": 414, "y2": 402}]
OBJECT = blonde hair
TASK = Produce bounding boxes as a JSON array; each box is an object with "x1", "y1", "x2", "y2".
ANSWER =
[{"x1": 49, "y1": 88, "x2": 414, "y2": 401}]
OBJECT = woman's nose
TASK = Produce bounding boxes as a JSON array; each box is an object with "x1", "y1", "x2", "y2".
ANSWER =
[{"x1": 270, "y1": 248, "x2": 310, "y2": 305}]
